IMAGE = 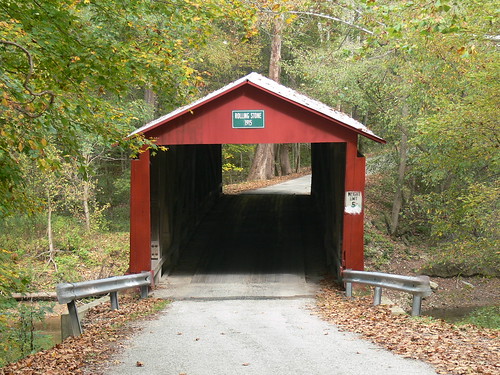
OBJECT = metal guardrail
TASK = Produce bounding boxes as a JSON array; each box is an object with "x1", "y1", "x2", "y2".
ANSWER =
[
  {"x1": 56, "y1": 272, "x2": 152, "y2": 336},
  {"x1": 342, "y1": 269, "x2": 432, "y2": 316}
]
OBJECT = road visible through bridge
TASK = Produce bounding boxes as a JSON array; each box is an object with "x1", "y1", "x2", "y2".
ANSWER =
[{"x1": 104, "y1": 176, "x2": 437, "y2": 374}]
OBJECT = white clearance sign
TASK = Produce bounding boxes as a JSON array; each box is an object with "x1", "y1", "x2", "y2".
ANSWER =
[{"x1": 345, "y1": 191, "x2": 362, "y2": 214}]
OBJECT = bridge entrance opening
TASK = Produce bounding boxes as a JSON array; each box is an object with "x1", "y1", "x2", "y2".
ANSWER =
[{"x1": 144, "y1": 141, "x2": 346, "y2": 290}]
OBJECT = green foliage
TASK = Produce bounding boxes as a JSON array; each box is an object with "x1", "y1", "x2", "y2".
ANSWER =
[
  {"x1": 0, "y1": 249, "x2": 48, "y2": 368},
  {"x1": 421, "y1": 238, "x2": 499, "y2": 278},
  {"x1": 283, "y1": 0, "x2": 499, "y2": 275},
  {"x1": 222, "y1": 144, "x2": 255, "y2": 184},
  {"x1": 457, "y1": 306, "x2": 500, "y2": 330},
  {"x1": 0, "y1": 0, "x2": 256, "y2": 218},
  {"x1": 0, "y1": 302, "x2": 53, "y2": 367},
  {"x1": 0, "y1": 214, "x2": 129, "y2": 287},
  {"x1": 364, "y1": 226, "x2": 395, "y2": 268},
  {"x1": 0, "y1": 250, "x2": 29, "y2": 304}
]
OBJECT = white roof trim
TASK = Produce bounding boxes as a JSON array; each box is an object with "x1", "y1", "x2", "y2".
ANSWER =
[{"x1": 129, "y1": 72, "x2": 384, "y2": 142}]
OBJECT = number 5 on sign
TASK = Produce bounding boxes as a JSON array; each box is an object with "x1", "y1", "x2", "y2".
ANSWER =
[{"x1": 345, "y1": 191, "x2": 362, "y2": 214}]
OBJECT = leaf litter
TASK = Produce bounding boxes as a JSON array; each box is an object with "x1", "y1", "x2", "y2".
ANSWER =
[
  {"x1": 0, "y1": 295, "x2": 168, "y2": 375},
  {"x1": 315, "y1": 279, "x2": 499, "y2": 375},
  {"x1": 1, "y1": 283, "x2": 497, "y2": 375}
]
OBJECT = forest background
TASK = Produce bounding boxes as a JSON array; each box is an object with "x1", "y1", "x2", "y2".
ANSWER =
[{"x1": 0, "y1": 0, "x2": 498, "y2": 366}]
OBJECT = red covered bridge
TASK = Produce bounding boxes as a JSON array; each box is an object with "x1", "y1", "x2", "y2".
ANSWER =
[{"x1": 128, "y1": 73, "x2": 384, "y2": 282}]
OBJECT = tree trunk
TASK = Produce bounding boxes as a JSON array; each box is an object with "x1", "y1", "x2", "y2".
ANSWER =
[
  {"x1": 46, "y1": 190, "x2": 58, "y2": 272},
  {"x1": 83, "y1": 180, "x2": 91, "y2": 232},
  {"x1": 144, "y1": 86, "x2": 157, "y2": 121},
  {"x1": 389, "y1": 104, "x2": 409, "y2": 236},
  {"x1": 247, "y1": 15, "x2": 284, "y2": 181},
  {"x1": 269, "y1": 15, "x2": 283, "y2": 82},
  {"x1": 247, "y1": 144, "x2": 275, "y2": 180},
  {"x1": 279, "y1": 143, "x2": 293, "y2": 175},
  {"x1": 294, "y1": 143, "x2": 301, "y2": 172}
]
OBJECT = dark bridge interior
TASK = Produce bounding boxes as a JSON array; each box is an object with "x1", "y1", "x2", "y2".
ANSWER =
[
  {"x1": 149, "y1": 143, "x2": 346, "y2": 282},
  {"x1": 170, "y1": 194, "x2": 326, "y2": 284}
]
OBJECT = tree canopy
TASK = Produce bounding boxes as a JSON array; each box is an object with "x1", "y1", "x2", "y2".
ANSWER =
[{"x1": 0, "y1": 0, "x2": 256, "y2": 217}]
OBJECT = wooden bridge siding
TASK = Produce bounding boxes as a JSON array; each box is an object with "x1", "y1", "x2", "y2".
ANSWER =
[
  {"x1": 311, "y1": 140, "x2": 366, "y2": 275},
  {"x1": 129, "y1": 145, "x2": 221, "y2": 274},
  {"x1": 129, "y1": 82, "x2": 369, "y2": 276},
  {"x1": 311, "y1": 143, "x2": 347, "y2": 278},
  {"x1": 130, "y1": 141, "x2": 366, "y2": 276},
  {"x1": 148, "y1": 86, "x2": 354, "y2": 145},
  {"x1": 343, "y1": 143, "x2": 366, "y2": 271}
]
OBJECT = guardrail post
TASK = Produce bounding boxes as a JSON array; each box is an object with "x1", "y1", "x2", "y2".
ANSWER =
[
  {"x1": 373, "y1": 286, "x2": 382, "y2": 306},
  {"x1": 140, "y1": 285, "x2": 148, "y2": 299},
  {"x1": 57, "y1": 272, "x2": 152, "y2": 337},
  {"x1": 67, "y1": 300, "x2": 82, "y2": 336},
  {"x1": 345, "y1": 282, "x2": 353, "y2": 298},
  {"x1": 411, "y1": 295, "x2": 422, "y2": 316},
  {"x1": 342, "y1": 269, "x2": 432, "y2": 317},
  {"x1": 110, "y1": 292, "x2": 119, "y2": 310}
]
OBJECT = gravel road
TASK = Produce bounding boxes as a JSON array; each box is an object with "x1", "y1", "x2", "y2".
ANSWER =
[{"x1": 105, "y1": 298, "x2": 437, "y2": 375}]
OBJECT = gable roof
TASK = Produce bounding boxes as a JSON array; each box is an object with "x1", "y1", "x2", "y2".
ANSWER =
[{"x1": 130, "y1": 72, "x2": 385, "y2": 143}]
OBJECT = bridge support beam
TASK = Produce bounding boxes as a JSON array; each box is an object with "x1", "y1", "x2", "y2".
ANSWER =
[
  {"x1": 130, "y1": 149, "x2": 152, "y2": 274},
  {"x1": 342, "y1": 141, "x2": 365, "y2": 271}
]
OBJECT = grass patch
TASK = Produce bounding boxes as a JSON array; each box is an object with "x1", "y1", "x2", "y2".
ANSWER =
[{"x1": 457, "y1": 306, "x2": 500, "y2": 330}]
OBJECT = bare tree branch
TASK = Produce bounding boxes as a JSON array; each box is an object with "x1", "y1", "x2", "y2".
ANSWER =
[{"x1": 286, "y1": 11, "x2": 374, "y2": 35}]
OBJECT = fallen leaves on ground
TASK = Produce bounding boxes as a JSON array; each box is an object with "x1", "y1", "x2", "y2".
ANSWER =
[
  {"x1": 0, "y1": 295, "x2": 168, "y2": 375},
  {"x1": 316, "y1": 280, "x2": 499, "y2": 375},
  {"x1": 2, "y1": 281, "x2": 497, "y2": 374}
]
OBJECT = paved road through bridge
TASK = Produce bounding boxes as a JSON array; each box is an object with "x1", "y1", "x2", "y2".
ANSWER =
[{"x1": 105, "y1": 177, "x2": 437, "y2": 374}]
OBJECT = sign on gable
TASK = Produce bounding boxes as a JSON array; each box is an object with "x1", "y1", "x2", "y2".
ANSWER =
[{"x1": 232, "y1": 110, "x2": 265, "y2": 129}]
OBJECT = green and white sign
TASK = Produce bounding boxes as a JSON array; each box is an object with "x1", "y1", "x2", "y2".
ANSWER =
[{"x1": 232, "y1": 110, "x2": 265, "y2": 129}]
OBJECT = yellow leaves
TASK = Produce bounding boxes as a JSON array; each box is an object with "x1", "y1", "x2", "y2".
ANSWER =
[
  {"x1": 1, "y1": 93, "x2": 9, "y2": 107},
  {"x1": 285, "y1": 14, "x2": 297, "y2": 24},
  {"x1": 38, "y1": 158, "x2": 49, "y2": 169},
  {"x1": 70, "y1": 56, "x2": 81, "y2": 63}
]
